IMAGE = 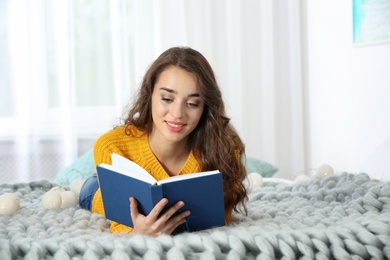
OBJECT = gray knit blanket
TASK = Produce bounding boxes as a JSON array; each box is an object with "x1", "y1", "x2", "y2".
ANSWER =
[{"x1": 1, "y1": 172, "x2": 389, "y2": 259}]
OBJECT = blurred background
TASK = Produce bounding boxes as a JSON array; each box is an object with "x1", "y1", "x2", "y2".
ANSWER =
[{"x1": 1, "y1": 0, "x2": 389, "y2": 183}]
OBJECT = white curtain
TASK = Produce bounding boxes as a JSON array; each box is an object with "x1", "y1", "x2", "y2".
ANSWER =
[{"x1": 0, "y1": 0, "x2": 305, "y2": 183}]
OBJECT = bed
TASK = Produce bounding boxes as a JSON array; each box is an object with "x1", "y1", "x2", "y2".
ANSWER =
[{"x1": 1, "y1": 171, "x2": 389, "y2": 259}]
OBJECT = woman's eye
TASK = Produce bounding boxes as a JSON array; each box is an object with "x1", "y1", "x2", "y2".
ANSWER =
[
  {"x1": 161, "y1": 97, "x2": 172, "y2": 103},
  {"x1": 187, "y1": 102, "x2": 199, "y2": 108}
]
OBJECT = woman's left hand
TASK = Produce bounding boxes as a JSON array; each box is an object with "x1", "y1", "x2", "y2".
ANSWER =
[{"x1": 129, "y1": 197, "x2": 190, "y2": 236}]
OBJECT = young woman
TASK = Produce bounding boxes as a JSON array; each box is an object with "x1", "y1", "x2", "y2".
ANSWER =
[{"x1": 79, "y1": 46, "x2": 247, "y2": 235}]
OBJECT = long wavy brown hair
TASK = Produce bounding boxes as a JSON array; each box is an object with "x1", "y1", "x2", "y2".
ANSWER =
[{"x1": 123, "y1": 46, "x2": 247, "y2": 223}]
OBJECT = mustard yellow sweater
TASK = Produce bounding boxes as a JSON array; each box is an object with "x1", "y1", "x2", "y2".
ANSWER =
[{"x1": 92, "y1": 125, "x2": 201, "y2": 234}]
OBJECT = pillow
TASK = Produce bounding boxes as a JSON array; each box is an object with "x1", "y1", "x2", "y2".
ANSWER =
[
  {"x1": 54, "y1": 149, "x2": 96, "y2": 185},
  {"x1": 245, "y1": 157, "x2": 278, "y2": 177}
]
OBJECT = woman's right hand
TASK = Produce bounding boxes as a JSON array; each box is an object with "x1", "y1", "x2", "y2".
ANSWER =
[{"x1": 129, "y1": 197, "x2": 190, "y2": 236}]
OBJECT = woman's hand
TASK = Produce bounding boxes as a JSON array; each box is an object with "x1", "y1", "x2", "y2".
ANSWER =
[{"x1": 129, "y1": 197, "x2": 190, "y2": 236}]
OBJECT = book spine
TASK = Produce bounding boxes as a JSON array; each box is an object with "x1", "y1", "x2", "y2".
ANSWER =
[{"x1": 149, "y1": 185, "x2": 164, "y2": 214}]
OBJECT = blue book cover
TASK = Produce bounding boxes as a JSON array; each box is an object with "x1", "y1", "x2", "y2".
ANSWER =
[{"x1": 97, "y1": 153, "x2": 225, "y2": 233}]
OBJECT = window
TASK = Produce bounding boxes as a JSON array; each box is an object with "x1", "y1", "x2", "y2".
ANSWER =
[{"x1": 0, "y1": 0, "x2": 134, "y2": 137}]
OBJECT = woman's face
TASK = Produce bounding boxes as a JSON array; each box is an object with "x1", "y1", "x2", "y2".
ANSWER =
[{"x1": 150, "y1": 66, "x2": 204, "y2": 146}]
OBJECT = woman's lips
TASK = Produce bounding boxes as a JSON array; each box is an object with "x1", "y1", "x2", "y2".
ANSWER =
[{"x1": 165, "y1": 121, "x2": 186, "y2": 132}]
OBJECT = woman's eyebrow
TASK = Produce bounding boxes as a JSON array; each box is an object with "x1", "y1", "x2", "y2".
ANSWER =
[
  {"x1": 159, "y1": 87, "x2": 176, "y2": 93},
  {"x1": 159, "y1": 87, "x2": 200, "y2": 97}
]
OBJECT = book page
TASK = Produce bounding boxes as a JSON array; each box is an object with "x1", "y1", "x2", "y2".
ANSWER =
[
  {"x1": 111, "y1": 153, "x2": 157, "y2": 184},
  {"x1": 158, "y1": 170, "x2": 220, "y2": 185}
]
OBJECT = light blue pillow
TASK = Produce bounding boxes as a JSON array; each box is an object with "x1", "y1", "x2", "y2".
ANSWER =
[
  {"x1": 246, "y1": 157, "x2": 278, "y2": 177},
  {"x1": 54, "y1": 149, "x2": 96, "y2": 185}
]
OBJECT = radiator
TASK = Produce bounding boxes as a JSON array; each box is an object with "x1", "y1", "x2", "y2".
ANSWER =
[{"x1": 0, "y1": 138, "x2": 95, "y2": 184}]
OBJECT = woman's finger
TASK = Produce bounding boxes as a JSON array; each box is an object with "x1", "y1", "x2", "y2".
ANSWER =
[
  {"x1": 129, "y1": 198, "x2": 191, "y2": 236},
  {"x1": 148, "y1": 198, "x2": 169, "y2": 220},
  {"x1": 129, "y1": 197, "x2": 139, "y2": 220},
  {"x1": 162, "y1": 209, "x2": 190, "y2": 234},
  {"x1": 155, "y1": 200, "x2": 188, "y2": 227}
]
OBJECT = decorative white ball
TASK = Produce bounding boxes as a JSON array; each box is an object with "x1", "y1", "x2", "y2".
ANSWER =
[
  {"x1": 42, "y1": 191, "x2": 62, "y2": 210},
  {"x1": 50, "y1": 186, "x2": 66, "y2": 194},
  {"x1": 247, "y1": 172, "x2": 264, "y2": 188},
  {"x1": 0, "y1": 193, "x2": 20, "y2": 215},
  {"x1": 295, "y1": 174, "x2": 310, "y2": 182},
  {"x1": 316, "y1": 164, "x2": 334, "y2": 179},
  {"x1": 60, "y1": 191, "x2": 78, "y2": 209},
  {"x1": 70, "y1": 179, "x2": 85, "y2": 197}
]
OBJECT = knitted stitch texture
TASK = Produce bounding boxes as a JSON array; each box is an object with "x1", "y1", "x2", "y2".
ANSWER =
[{"x1": 1, "y1": 172, "x2": 389, "y2": 259}]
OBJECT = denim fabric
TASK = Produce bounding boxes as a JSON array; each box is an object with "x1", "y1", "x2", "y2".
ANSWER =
[{"x1": 78, "y1": 175, "x2": 99, "y2": 211}]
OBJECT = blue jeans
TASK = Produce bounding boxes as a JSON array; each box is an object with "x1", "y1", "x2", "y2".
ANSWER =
[{"x1": 79, "y1": 175, "x2": 99, "y2": 211}]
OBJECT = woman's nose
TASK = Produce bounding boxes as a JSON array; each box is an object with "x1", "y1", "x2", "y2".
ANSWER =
[{"x1": 170, "y1": 102, "x2": 184, "y2": 118}]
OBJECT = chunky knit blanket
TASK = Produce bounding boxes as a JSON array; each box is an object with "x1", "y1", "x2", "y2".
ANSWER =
[{"x1": 1, "y1": 172, "x2": 389, "y2": 259}]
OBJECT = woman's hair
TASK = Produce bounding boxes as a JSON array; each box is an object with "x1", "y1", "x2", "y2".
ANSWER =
[{"x1": 124, "y1": 46, "x2": 247, "y2": 223}]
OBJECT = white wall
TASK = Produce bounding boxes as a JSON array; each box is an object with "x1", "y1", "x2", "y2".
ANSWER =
[{"x1": 305, "y1": 1, "x2": 390, "y2": 181}]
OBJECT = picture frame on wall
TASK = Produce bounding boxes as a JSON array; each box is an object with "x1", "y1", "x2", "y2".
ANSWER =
[{"x1": 352, "y1": 0, "x2": 390, "y2": 46}]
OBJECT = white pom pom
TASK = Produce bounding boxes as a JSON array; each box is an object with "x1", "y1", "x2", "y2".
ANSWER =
[
  {"x1": 42, "y1": 191, "x2": 62, "y2": 210},
  {"x1": 246, "y1": 172, "x2": 264, "y2": 188},
  {"x1": 0, "y1": 193, "x2": 20, "y2": 215},
  {"x1": 295, "y1": 174, "x2": 310, "y2": 182},
  {"x1": 316, "y1": 164, "x2": 334, "y2": 179},
  {"x1": 60, "y1": 191, "x2": 78, "y2": 209},
  {"x1": 70, "y1": 179, "x2": 85, "y2": 197},
  {"x1": 50, "y1": 186, "x2": 66, "y2": 194}
]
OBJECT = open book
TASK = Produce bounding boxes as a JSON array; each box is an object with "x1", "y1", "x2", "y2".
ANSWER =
[{"x1": 96, "y1": 153, "x2": 225, "y2": 234}]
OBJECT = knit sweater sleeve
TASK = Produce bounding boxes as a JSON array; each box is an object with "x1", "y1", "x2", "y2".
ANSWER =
[
  {"x1": 92, "y1": 126, "x2": 135, "y2": 234},
  {"x1": 110, "y1": 221, "x2": 133, "y2": 234},
  {"x1": 93, "y1": 129, "x2": 118, "y2": 166}
]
